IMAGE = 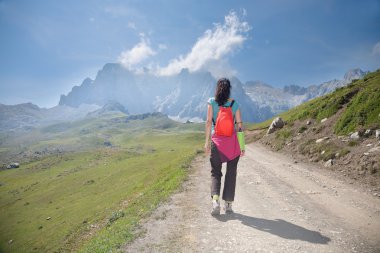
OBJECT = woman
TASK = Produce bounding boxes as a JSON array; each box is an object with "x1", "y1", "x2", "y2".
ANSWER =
[{"x1": 204, "y1": 78, "x2": 244, "y2": 215}]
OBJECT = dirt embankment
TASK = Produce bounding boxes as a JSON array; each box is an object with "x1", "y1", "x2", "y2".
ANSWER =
[{"x1": 247, "y1": 113, "x2": 380, "y2": 193}]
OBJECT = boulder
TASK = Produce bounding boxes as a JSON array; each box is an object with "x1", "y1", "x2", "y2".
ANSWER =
[
  {"x1": 267, "y1": 117, "x2": 284, "y2": 134},
  {"x1": 350, "y1": 132, "x2": 360, "y2": 140}
]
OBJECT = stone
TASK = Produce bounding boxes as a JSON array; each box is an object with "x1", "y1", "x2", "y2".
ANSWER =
[
  {"x1": 306, "y1": 120, "x2": 312, "y2": 125},
  {"x1": 316, "y1": 137, "x2": 329, "y2": 143},
  {"x1": 324, "y1": 159, "x2": 333, "y2": 167},
  {"x1": 364, "y1": 129, "x2": 372, "y2": 137},
  {"x1": 8, "y1": 240, "x2": 13, "y2": 244},
  {"x1": 103, "y1": 141, "x2": 112, "y2": 147},
  {"x1": 46, "y1": 217, "x2": 51, "y2": 220},
  {"x1": 7, "y1": 163, "x2": 19, "y2": 169},
  {"x1": 267, "y1": 117, "x2": 284, "y2": 134},
  {"x1": 366, "y1": 144, "x2": 373, "y2": 147},
  {"x1": 350, "y1": 132, "x2": 360, "y2": 140},
  {"x1": 321, "y1": 150, "x2": 325, "y2": 155},
  {"x1": 364, "y1": 153, "x2": 370, "y2": 156},
  {"x1": 368, "y1": 146, "x2": 380, "y2": 153},
  {"x1": 376, "y1": 130, "x2": 380, "y2": 140},
  {"x1": 321, "y1": 118, "x2": 328, "y2": 123}
]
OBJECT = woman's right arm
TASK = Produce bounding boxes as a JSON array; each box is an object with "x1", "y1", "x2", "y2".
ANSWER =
[{"x1": 204, "y1": 104, "x2": 213, "y2": 154}]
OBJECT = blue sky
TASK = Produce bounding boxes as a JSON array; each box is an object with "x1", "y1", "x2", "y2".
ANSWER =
[{"x1": 0, "y1": 0, "x2": 379, "y2": 108}]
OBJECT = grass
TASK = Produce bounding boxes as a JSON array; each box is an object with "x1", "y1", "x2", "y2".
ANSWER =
[
  {"x1": 298, "y1": 139, "x2": 349, "y2": 162},
  {"x1": 298, "y1": 126, "x2": 307, "y2": 134},
  {"x1": 272, "y1": 128, "x2": 293, "y2": 150},
  {"x1": 334, "y1": 71, "x2": 380, "y2": 134},
  {"x1": 0, "y1": 114, "x2": 203, "y2": 252}
]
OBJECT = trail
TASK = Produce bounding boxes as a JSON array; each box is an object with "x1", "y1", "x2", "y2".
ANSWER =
[{"x1": 123, "y1": 143, "x2": 380, "y2": 253}]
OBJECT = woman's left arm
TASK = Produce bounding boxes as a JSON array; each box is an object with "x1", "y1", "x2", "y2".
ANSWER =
[
  {"x1": 235, "y1": 108, "x2": 245, "y2": 157},
  {"x1": 235, "y1": 108, "x2": 243, "y2": 131}
]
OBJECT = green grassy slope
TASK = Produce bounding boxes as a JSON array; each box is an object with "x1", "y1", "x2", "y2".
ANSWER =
[
  {"x1": 0, "y1": 113, "x2": 203, "y2": 252},
  {"x1": 248, "y1": 69, "x2": 380, "y2": 134}
]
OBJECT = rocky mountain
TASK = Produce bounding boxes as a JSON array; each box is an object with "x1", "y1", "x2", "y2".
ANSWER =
[
  {"x1": 243, "y1": 69, "x2": 368, "y2": 116},
  {"x1": 2, "y1": 66, "x2": 368, "y2": 131},
  {"x1": 59, "y1": 63, "x2": 271, "y2": 123}
]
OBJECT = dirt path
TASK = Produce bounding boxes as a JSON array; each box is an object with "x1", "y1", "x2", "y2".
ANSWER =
[{"x1": 123, "y1": 143, "x2": 380, "y2": 253}]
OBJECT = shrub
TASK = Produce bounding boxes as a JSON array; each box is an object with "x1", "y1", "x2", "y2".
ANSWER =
[
  {"x1": 298, "y1": 126, "x2": 307, "y2": 133},
  {"x1": 107, "y1": 210, "x2": 125, "y2": 226},
  {"x1": 348, "y1": 140, "x2": 359, "y2": 147}
]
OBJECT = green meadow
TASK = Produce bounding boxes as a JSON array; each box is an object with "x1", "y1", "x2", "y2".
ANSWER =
[{"x1": 0, "y1": 113, "x2": 203, "y2": 252}]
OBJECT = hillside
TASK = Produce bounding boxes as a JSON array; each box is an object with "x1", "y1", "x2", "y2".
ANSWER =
[
  {"x1": 0, "y1": 112, "x2": 203, "y2": 252},
  {"x1": 247, "y1": 69, "x2": 380, "y2": 189},
  {"x1": 0, "y1": 103, "x2": 100, "y2": 131},
  {"x1": 243, "y1": 69, "x2": 367, "y2": 116}
]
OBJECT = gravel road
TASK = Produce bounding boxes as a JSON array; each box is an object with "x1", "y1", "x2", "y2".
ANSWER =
[{"x1": 124, "y1": 143, "x2": 380, "y2": 253}]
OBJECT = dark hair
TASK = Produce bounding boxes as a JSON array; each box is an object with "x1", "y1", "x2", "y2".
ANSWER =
[{"x1": 215, "y1": 78, "x2": 231, "y2": 106}]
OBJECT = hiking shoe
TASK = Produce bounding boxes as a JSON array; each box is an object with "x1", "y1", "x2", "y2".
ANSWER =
[
  {"x1": 224, "y1": 202, "x2": 233, "y2": 214},
  {"x1": 211, "y1": 199, "x2": 220, "y2": 215}
]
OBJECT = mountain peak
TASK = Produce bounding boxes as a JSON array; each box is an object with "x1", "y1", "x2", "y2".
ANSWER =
[
  {"x1": 344, "y1": 68, "x2": 366, "y2": 81},
  {"x1": 283, "y1": 85, "x2": 307, "y2": 95},
  {"x1": 87, "y1": 101, "x2": 129, "y2": 116}
]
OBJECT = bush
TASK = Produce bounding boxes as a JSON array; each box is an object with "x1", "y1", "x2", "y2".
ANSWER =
[
  {"x1": 298, "y1": 126, "x2": 307, "y2": 133},
  {"x1": 348, "y1": 140, "x2": 359, "y2": 147},
  {"x1": 107, "y1": 210, "x2": 125, "y2": 226}
]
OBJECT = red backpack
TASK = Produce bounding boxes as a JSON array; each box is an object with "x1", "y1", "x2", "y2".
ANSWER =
[{"x1": 213, "y1": 100, "x2": 235, "y2": 136}]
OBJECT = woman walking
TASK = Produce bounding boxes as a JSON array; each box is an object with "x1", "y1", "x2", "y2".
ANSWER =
[{"x1": 204, "y1": 78, "x2": 245, "y2": 215}]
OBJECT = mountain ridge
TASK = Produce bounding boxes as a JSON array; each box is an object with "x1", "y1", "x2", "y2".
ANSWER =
[
  {"x1": 59, "y1": 63, "x2": 367, "y2": 124},
  {"x1": 59, "y1": 64, "x2": 269, "y2": 123},
  {"x1": 243, "y1": 68, "x2": 368, "y2": 116},
  {"x1": 0, "y1": 66, "x2": 368, "y2": 131}
]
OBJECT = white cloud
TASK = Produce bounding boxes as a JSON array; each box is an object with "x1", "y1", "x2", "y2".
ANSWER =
[
  {"x1": 155, "y1": 11, "x2": 250, "y2": 77},
  {"x1": 118, "y1": 37, "x2": 156, "y2": 70},
  {"x1": 158, "y1": 44, "x2": 168, "y2": 50},
  {"x1": 128, "y1": 21, "x2": 136, "y2": 30},
  {"x1": 372, "y1": 41, "x2": 380, "y2": 55}
]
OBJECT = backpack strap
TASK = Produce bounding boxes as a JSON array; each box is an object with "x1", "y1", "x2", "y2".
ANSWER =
[
  {"x1": 212, "y1": 100, "x2": 234, "y2": 125},
  {"x1": 229, "y1": 100, "x2": 236, "y2": 124}
]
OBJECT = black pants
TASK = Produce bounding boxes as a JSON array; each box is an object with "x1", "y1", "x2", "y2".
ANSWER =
[{"x1": 210, "y1": 141, "x2": 240, "y2": 201}]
